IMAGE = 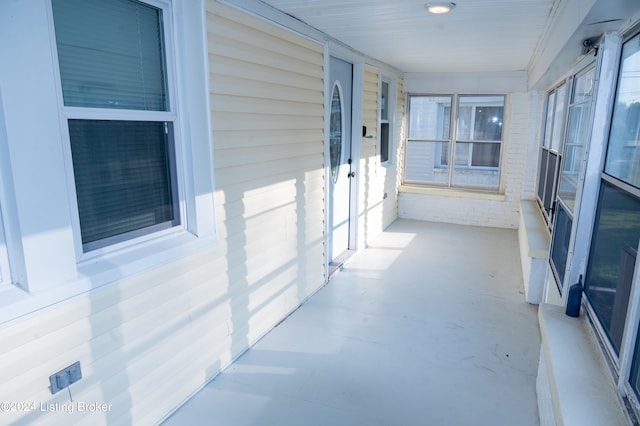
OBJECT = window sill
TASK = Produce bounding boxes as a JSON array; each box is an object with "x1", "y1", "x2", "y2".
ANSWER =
[
  {"x1": 518, "y1": 201, "x2": 550, "y2": 304},
  {"x1": 399, "y1": 184, "x2": 505, "y2": 201},
  {"x1": 77, "y1": 231, "x2": 217, "y2": 284},
  {"x1": 538, "y1": 304, "x2": 630, "y2": 425},
  {"x1": 519, "y1": 201, "x2": 550, "y2": 259},
  {"x1": 0, "y1": 231, "x2": 217, "y2": 326}
]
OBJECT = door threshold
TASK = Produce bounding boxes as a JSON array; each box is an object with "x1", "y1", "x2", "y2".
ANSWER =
[{"x1": 328, "y1": 249, "x2": 356, "y2": 278}]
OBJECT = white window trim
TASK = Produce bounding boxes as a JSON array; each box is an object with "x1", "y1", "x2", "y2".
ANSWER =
[
  {"x1": 0, "y1": 209, "x2": 9, "y2": 286},
  {"x1": 588, "y1": 32, "x2": 640, "y2": 414},
  {"x1": 404, "y1": 94, "x2": 453, "y2": 186},
  {"x1": 0, "y1": 0, "x2": 216, "y2": 325},
  {"x1": 378, "y1": 77, "x2": 393, "y2": 165},
  {"x1": 404, "y1": 93, "x2": 506, "y2": 191},
  {"x1": 445, "y1": 97, "x2": 504, "y2": 170},
  {"x1": 544, "y1": 82, "x2": 569, "y2": 153},
  {"x1": 537, "y1": 81, "x2": 570, "y2": 221},
  {"x1": 0, "y1": 87, "x2": 26, "y2": 294},
  {"x1": 553, "y1": 30, "x2": 640, "y2": 420},
  {"x1": 0, "y1": 90, "x2": 12, "y2": 287},
  {"x1": 52, "y1": 0, "x2": 182, "y2": 260},
  {"x1": 436, "y1": 95, "x2": 506, "y2": 171}
]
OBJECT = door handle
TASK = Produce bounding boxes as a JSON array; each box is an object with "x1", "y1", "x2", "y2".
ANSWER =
[{"x1": 348, "y1": 171, "x2": 356, "y2": 178}]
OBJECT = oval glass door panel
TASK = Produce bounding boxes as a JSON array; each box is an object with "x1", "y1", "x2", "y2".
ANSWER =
[{"x1": 330, "y1": 83, "x2": 343, "y2": 184}]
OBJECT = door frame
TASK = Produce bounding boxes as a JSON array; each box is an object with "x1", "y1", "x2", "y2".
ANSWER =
[{"x1": 323, "y1": 44, "x2": 364, "y2": 276}]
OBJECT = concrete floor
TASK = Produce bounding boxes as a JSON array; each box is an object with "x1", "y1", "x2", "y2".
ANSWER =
[{"x1": 162, "y1": 220, "x2": 541, "y2": 426}]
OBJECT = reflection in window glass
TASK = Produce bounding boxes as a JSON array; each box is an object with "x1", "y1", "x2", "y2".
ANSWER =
[
  {"x1": 585, "y1": 180, "x2": 640, "y2": 354},
  {"x1": 537, "y1": 86, "x2": 565, "y2": 223},
  {"x1": 543, "y1": 92, "x2": 555, "y2": 149},
  {"x1": 69, "y1": 120, "x2": 179, "y2": 250},
  {"x1": 454, "y1": 142, "x2": 470, "y2": 166},
  {"x1": 558, "y1": 66, "x2": 595, "y2": 213},
  {"x1": 452, "y1": 96, "x2": 503, "y2": 188},
  {"x1": 630, "y1": 323, "x2": 640, "y2": 400},
  {"x1": 406, "y1": 96, "x2": 452, "y2": 185},
  {"x1": 380, "y1": 123, "x2": 389, "y2": 163},
  {"x1": 544, "y1": 152, "x2": 559, "y2": 214},
  {"x1": 551, "y1": 84, "x2": 567, "y2": 152},
  {"x1": 605, "y1": 33, "x2": 640, "y2": 188},
  {"x1": 473, "y1": 143, "x2": 501, "y2": 167},
  {"x1": 538, "y1": 150, "x2": 549, "y2": 203},
  {"x1": 53, "y1": 0, "x2": 179, "y2": 252},
  {"x1": 380, "y1": 81, "x2": 390, "y2": 163},
  {"x1": 573, "y1": 67, "x2": 596, "y2": 103},
  {"x1": 0, "y1": 206, "x2": 9, "y2": 284},
  {"x1": 454, "y1": 142, "x2": 500, "y2": 168},
  {"x1": 330, "y1": 85, "x2": 342, "y2": 184},
  {"x1": 472, "y1": 106, "x2": 503, "y2": 141},
  {"x1": 405, "y1": 141, "x2": 449, "y2": 184},
  {"x1": 558, "y1": 104, "x2": 590, "y2": 211},
  {"x1": 380, "y1": 81, "x2": 389, "y2": 121},
  {"x1": 408, "y1": 96, "x2": 452, "y2": 140},
  {"x1": 457, "y1": 106, "x2": 472, "y2": 140},
  {"x1": 405, "y1": 95, "x2": 503, "y2": 189},
  {"x1": 550, "y1": 203, "x2": 572, "y2": 287},
  {"x1": 53, "y1": 0, "x2": 168, "y2": 111}
]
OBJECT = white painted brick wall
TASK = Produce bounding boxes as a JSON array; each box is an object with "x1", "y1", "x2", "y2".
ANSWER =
[
  {"x1": 398, "y1": 91, "x2": 543, "y2": 229},
  {"x1": 399, "y1": 192, "x2": 520, "y2": 228},
  {"x1": 524, "y1": 91, "x2": 544, "y2": 199}
]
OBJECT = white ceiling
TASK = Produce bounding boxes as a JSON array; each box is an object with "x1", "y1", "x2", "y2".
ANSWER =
[
  {"x1": 256, "y1": 0, "x2": 640, "y2": 76},
  {"x1": 258, "y1": 0, "x2": 556, "y2": 73}
]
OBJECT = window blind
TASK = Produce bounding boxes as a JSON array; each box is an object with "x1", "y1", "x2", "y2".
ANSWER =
[
  {"x1": 52, "y1": 0, "x2": 168, "y2": 111},
  {"x1": 68, "y1": 120, "x2": 178, "y2": 248}
]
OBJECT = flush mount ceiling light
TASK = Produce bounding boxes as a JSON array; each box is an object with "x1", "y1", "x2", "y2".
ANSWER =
[{"x1": 424, "y1": 1, "x2": 456, "y2": 14}]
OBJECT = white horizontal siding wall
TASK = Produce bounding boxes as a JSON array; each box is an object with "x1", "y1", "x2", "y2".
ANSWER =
[
  {"x1": 0, "y1": 2, "x2": 325, "y2": 425},
  {"x1": 0, "y1": 246, "x2": 232, "y2": 426},
  {"x1": 388, "y1": 78, "x2": 406, "y2": 227},
  {"x1": 357, "y1": 66, "x2": 404, "y2": 247},
  {"x1": 358, "y1": 65, "x2": 382, "y2": 246},
  {"x1": 208, "y1": 0, "x2": 326, "y2": 343}
]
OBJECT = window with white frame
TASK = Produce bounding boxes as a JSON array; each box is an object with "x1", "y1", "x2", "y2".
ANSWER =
[
  {"x1": 379, "y1": 80, "x2": 390, "y2": 163},
  {"x1": 549, "y1": 64, "x2": 596, "y2": 290},
  {"x1": 405, "y1": 94, "x2": 505, "y2": 190},
  {"x1": 581, "y1": 30, "x2": 640, "y2": 414},
  {"x1": 51, "y1": 0, "x2": 181, "y2": 253},
  {"x1": 0, "y1": 0, "x2": 213, "y2": 320},
  {"x1": 537, "y1": 82, "x2": 568, "y2": 224}
]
